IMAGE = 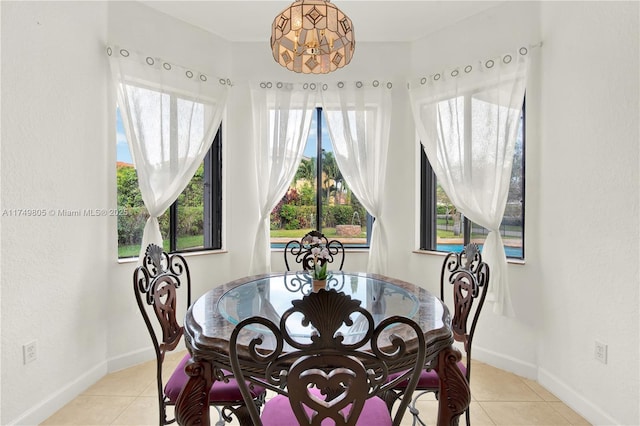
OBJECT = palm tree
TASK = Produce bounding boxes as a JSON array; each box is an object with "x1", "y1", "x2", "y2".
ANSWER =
[
  {"x1": 295, "y1": 158, "x2": 315, "y2": 183},
  {"x1": 322, "y1": 151, "x2": 342, "y2": 203}
]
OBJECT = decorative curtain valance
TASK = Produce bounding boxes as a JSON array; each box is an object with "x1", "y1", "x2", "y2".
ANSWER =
[
  {"x1": 107, "y1": 46, "x2": 231, "y2": 260},
  {"x1": 408, "y1": 46, "x2": 533, "y2": 315}
]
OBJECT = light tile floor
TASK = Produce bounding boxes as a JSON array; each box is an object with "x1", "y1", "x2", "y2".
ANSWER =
[{"x1": 41, "y1": 351, "x2": 591, "y2": 426}]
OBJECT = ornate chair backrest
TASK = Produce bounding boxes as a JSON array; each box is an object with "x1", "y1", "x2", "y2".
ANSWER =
[
  {"x1": 439, "y1": 243, "x2": 489, "y2": 375},
  {"x1": 284, "y1": 230, "x2": 345, "y2": 271},
  {"x1": 133, "y1": 244, "x2": 191, "y2": 363},
  {"x1": 230, "y1": 289, "x2": 426, "y2": 426}
]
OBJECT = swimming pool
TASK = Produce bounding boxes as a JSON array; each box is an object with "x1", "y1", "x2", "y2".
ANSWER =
[
  {"x1": 272, "y1": 242, "x2": 523, "y2": 258},
  {"x1": 437, "y1": 243, "x2": 523, "y2": 259}
]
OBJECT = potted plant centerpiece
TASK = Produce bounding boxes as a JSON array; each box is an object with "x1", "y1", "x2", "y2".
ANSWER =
[{"x1": 309, "y1": 236, "x2": 331, "y2": 291}]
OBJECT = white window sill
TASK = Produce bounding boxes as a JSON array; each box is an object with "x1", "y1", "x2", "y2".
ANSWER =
[{"x1": 117, "y1": 249, "x2": 228, "y2": 264}]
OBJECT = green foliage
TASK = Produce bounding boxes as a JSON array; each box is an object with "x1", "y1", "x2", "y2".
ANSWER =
[
  {"x1": 284, "y1": 219, "x2": 300, "y2": 230},
  {"x1": 323, "y1": 205, "x2": 354, "y2": 227},
  {"x1": 298, "y1": 183, "x2": 315, "y2": 206},
  {"x1": 116, "y1": 163, "x2": 206, "y2": 247},
  {"x1": 295, "y1": 158, "x2": 315, "y2": 182},
  {"x1": 313, "y1": 262, "x2": 328, "y2": 280},
  {"x1": 117, "y1": 207, "x2": 148, "y2": 245},
  {"x1": 178, "y1": 165, "x2": 204, "y2": 208},
  {"x1": 117, "y1": 165, "x2": 146, "y2": 245},
  {"x1": 117, "y1": 166, "x2": 144, "y2": 208},
  {"x1": 271, "y1": 187, "x2": 369, "y2": 231},
  {"x1": 270, "y1": 155, "x2": 369, "y2": 235},
  {"x1": 280, "y1": 204, "x2": 298, "y2": 230}
]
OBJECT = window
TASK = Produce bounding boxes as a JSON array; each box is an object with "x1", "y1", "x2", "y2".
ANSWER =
[
  {"x1": 116, "y1": 109, "x2": 222, "y2": 258},
  {"x1": 419, "y1": 106, "x2": 525, "y2": 259},
  {"x1": 270, "y1": 108, "x2": 372, "y2": 248}
]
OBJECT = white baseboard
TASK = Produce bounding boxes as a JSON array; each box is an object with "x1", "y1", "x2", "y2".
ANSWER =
[
  {"x1": 106, "y1": 346, "x2": 156, "y2": 373},
  {"x1": 538, "y1": 367, "x2": 619, "y2": 426},
  {"x1": 7, "y1": 362, "x2": 107, "y2": 426},
  {"x1": 472, "y1": 345, "x2": 538, "y2": 380},
  {"x1": 7, "y1": 346, "x2": 175, "y2": 426},
  {"x1": 107, "y1": 342, "x2": 185, "y2": 373},
  {"x1": 471, "y1": 347, "x2": 618, "y2": 425}
]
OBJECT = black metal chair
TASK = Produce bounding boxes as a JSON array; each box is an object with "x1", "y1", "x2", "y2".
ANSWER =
[
  {"x1": 229, "y1": 288, "x2": 426, "y2": 426},
  {"x1": 133, "y1": 244, "x2": 266, "y2": 425},
  {"x1": 283, "y1": 230, "x2": 345, "y2": 271},
  {"x1": 391, "y1": 243, "x2": 489, "y2": 426}
]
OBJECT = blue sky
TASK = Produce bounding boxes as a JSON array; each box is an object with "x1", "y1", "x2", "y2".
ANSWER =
[
  {"x1": 303, "y1": 111, "x2": 333, "y2": 158},
  {"x1": 116, "y1": 110, "x2": 133, "y2": 164}
]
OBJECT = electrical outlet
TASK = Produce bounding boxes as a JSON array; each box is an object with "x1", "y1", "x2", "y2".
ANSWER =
[
  {"x1": 594, "y1": 341, "x2": 607, "y2": 364},
  {"x1": 23, "y1": 341, "x2": 37, "y2": 364}
]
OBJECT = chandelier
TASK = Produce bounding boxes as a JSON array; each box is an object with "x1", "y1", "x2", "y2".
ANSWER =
[{"x1": 270, "y1": 0, "x2": 355, "y2": 74}]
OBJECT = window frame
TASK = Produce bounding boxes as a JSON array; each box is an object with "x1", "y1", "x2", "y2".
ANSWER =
[
  {"x1": 116, "y1": 113, "x2": 223, "y2": 259},
  {"x1": 314, "y1": 108, "x2": 373, "y2": 248},
  {"x1": 418, "y1": 102, "x2": 526, "y2": 260},
  {"x1": 167, "y1": 126, "x2": 223, "y2": 254},
  {"x1": 269, "y1": 107, "x2": 373, "y2": 249}
]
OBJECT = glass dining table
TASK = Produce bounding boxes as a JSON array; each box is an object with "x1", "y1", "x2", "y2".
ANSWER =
[{"x1": 174, "y1": 271, "x2": 470, "y2": 426}]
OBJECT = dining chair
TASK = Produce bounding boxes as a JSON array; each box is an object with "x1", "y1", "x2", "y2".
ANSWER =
[
  {"x1": 229, "y1": 288, "x2": 426, "y2": 426},
  {"x1": 133, "y1": 244, "x2": 266, "y2": 426},
  {"x1": 283, "y1": 229, "x2": 345, "y2": 271},
  {"x1": 390, "y1": 243, "x2": 490, "y2": 426}
]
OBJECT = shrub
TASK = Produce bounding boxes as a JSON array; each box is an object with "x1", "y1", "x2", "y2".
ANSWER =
[
  {"x1": 117, "y1": 207, "x2": 147, "y2": 245},
  {"x1": 280, "y1": 204, "x2": 297, "y2": 223},
  {"x1": 324, "y1": 205, "x2": 354, "y2": 227},
  {"x1": 297, "y1": 205, "x2": 315, "y2": 228},
  {"x1": 284, "y1": 219, "x2": 300, "y2": 230},
  {"x1": 178, "y1": 206, "x2": 203, "y2": 235}
]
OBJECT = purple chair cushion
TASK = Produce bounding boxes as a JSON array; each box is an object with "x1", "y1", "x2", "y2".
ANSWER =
[
  {"x1": 164, "y1": 354, "x2": 265, "y2": 403},
  {"x1": 261, "y1": 391, "x2": 392, "y2": 426},
  {"x1": 389, "y1": 361, "x2": 467, "y2": 390}
]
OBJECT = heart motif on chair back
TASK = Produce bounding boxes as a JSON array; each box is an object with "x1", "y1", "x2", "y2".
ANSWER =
[
  {"x1": 229, "y1": 288, "x2": 427, "y2": 425},
  {"x1": 288, "y1": 354, "x2": 368, "y2": 424}
]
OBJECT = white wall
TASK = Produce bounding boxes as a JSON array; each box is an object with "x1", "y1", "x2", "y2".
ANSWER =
[
  {"x1": 537, "y1": 2, "x2": 639, "y2": 425},
  {"x1": 1, "y1": 1, "x2": 638, "y2": 425},
  {"x1": 1, "y1": 1, "x2": 109, "y2": 424}
]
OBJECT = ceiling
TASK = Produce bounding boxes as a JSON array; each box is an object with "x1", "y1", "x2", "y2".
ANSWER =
[{"x1": 140, "y1": 1, "x2": 505, "y2": 43}]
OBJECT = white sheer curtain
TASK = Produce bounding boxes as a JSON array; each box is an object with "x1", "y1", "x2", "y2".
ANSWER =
[
  {"x1": 249, "y1": 82, "x2": 317, "y2": 274},
  {"x1": 409, "y1": 48, "x2": 530, "y2": 315},
  {"x1": 108, "y1": 46, "x2": 230, "y2": 260},
  {"x1": 321, "y1": 81, "x2": 392, "y2": 274}
]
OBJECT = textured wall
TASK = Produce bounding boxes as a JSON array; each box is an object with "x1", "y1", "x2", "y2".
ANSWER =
[
  {"x1": 1, "y1": 1, "x2": 109, "y2": 424},
  {"x1": 537, "y1": 2, "x2": 639, "y2": 424}
]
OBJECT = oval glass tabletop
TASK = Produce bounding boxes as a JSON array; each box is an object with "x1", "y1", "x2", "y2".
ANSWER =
[{"x1": 218, "y1": 271, "x2": 420, "y2": 340}]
